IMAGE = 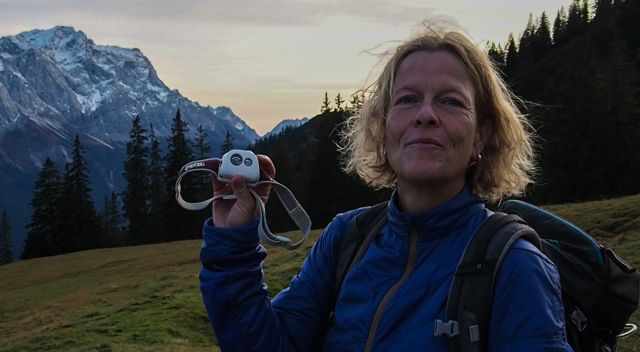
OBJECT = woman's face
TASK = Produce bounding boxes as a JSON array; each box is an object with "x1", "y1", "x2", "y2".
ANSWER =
[{"x1": 384, "y1": 50, "x2": 483, "y2": 192}]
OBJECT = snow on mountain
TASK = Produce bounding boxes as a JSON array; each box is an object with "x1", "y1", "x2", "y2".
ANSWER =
[
  {"x1": 262, "y1": 117, "x2": 310, "y2": 139},
  {"x1": 0, "y1": 26, "x2": 258, "y2": 146}
]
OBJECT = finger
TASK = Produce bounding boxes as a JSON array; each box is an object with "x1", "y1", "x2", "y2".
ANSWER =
[
  {"x1": 212, "y1": 178, "x2": 232, "y2": 197},
  {"x1": 257, "y1": 154, "x2": 276, "y2": 180},
  {"x1": 231, "y1": 176, "x2": 256, "y2": 212},
  {"x1": 253, "y1": 183, "x2": 272, "y2": 204}
]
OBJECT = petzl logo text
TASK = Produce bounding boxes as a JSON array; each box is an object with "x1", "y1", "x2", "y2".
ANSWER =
[{"x1": 185, "y1": 162, "x2": 205, "y2": 171}]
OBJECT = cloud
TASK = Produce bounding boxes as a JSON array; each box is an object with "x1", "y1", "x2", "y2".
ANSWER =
[{"x1": 1, "y1": 0, "x2": 436, "y2": 28}]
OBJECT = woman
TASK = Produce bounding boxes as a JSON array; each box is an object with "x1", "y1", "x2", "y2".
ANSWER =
[{"x1": 200, "y1": 27, "x2": 572, "y2": 351}]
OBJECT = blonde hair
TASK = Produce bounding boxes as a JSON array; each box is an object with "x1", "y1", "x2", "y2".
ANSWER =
[{"x1": 340, "y1": 27, "x2": 536, "y2": 202}]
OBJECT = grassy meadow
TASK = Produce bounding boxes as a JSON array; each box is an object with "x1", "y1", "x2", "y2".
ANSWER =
[{"x1": 1, "y1": 194, "x2": 640, "y2": 351}]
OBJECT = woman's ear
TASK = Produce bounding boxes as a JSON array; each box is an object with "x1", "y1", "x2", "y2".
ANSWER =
[{"x1": 473, "y1": 119, "x2": 492, "y2": 156}]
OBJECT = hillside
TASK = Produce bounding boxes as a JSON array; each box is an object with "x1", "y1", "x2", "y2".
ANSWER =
[{"x1": 2, "y1": 194, "x2": 640, "y2": 351}]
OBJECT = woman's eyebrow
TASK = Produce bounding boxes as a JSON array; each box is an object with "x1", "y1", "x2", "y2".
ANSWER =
[
  {"x1": 439, "y1": 87, "x2": 470, "y2": 97},
  {"x1": 391, "y1": 82, "x2": 419, "y2": 95}
]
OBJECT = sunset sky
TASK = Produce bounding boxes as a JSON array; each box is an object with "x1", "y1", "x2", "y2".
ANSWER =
[{"x1": 0, "y1": 0, "x2": 573, "y2": 135}]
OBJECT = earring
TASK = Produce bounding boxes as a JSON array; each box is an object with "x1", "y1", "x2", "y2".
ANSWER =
[{"x1": 469, "y1": 153, "x2": 482, "y2": 167}]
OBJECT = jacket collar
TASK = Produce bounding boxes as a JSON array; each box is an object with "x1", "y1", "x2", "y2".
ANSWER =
[{"x1": 386, "y1": 186, "x2": 485, "y2": 242}]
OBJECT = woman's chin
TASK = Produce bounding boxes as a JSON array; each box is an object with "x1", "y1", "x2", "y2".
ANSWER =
[
  {"x1": 397, "y1": 165, "x2": 466, "y2": 189},
  {"x1": 398, "y1": 169, "x2": 444, "y2": 186}
]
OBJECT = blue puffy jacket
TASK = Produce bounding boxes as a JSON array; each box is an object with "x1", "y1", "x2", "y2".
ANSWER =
[{"x1": 200, "y1": 188, "x2": 573, "y2": 351}]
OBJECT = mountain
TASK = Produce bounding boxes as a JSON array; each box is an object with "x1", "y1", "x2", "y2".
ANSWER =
[
  {"x1": 262, "y1": 117, "x2": 309, "y2": 139},
  {"x1": 0, "y1": 26, "x2": 260, "y2": 256}
]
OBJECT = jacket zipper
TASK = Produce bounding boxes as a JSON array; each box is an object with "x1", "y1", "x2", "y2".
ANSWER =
[{"x1": 363, "y1": 226, "x2": 418, "y2": 352}]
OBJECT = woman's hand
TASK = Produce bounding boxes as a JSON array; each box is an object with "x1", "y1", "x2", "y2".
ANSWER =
[{"x1": 212, "y1": 155, "x2": 276, "y2": 228}]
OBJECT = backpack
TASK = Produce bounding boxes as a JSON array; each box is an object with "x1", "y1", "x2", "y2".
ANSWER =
[{"x1": 331, "y1": 199, "x2": 640, "y2": 352}]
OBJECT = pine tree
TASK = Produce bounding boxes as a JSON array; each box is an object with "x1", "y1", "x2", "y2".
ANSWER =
[
  {"x1": 123, "y1": 115, "x2": 149, "y2": 244},
  {"x1": 505, "y1": 33, "x2": 519, "y2": 77},
  {"x1": 321, "y1": 92, "x2": 331, "y2": 113},
  {"x1": 334, "y1": 93, "x2": 344, "y2": 112},
  {"x1": 101, "y1": 192, "x2": 122, "y2": 247},
  {"x1": 553, "y1": 7, "x2": 568, "y2": 45},
  {"x1": 487, "y1": 42, "x2": 505, "y2": 67},
  {"x1": 533, "y1": 12, "x2": 553, "y2": 60},
  {"x1": 0, "y1": 209, "x2": 12, "y2": 264},
  {"x1": 23, "y1": 158, "x2": 62, "y2": 258},
  {"x1": 164, "y1": 109, "x2": 196, "y2": 241},
  {"x1": 581, "y1": 0, "x2": 591, "y2": 24},
  {"x1": 57, "y1": 135, "x2": 102, "y2": 252},
  {"x1": 221, "y1": 130, "x2": 234, "y2": 155},
  {"x1": 518, "y1": 14, "x2": 537, "y2": 68},
  {"x1": 567, "y1": 0, "x2": 583, "y2": 38},
  {"x1": 595, "y1": 0, "x2": 612, "y2": 19},
  {"x1": 348, "y1": 91, "x2": 364, "y2": 116},
  {"x1": 194, "y1": 125, "x2": 211, "y2": 159},
  {"x1": 148, "y1": 124, "x2": 167, "y2": 240}
]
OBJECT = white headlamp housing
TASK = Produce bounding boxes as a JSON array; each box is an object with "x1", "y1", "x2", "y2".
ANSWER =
[{"x1": 218, "y1": 149, "x2": 260, "y2": 184}]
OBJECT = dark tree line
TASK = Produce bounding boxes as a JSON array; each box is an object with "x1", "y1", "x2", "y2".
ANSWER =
[
  {"x1": 479, "y1": 0, "x2": 639, "y2": 204},
  {"x1": 253, "y1": 0, "x2": 640, "y2": 232},
  {"x1": 0, "y1": 209, "x2": 12, "y2": 265},
  {"x1": 320, "y1": 91, "x2": 364, "y2": 115},
  {"x1": 23, "y1": 136, "x2": 103, "y2": 258},
  {"x1": 22, "y1": 109, "x2": 234, "y2": 259},
  {"x1": 487, "y1": 0, "x2": 640, "y2": 203}
]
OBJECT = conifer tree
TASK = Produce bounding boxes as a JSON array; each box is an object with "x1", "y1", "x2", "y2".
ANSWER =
[
  {"x1": 58, "y1": 135, "x2": 101, "y2": 252},
  {"x1": 581, "y1": 0, "x2": 591, "y2": 24},
  {"x1": 123, "y1": 115, "x2": 149, "y2": 244},
  {"x1": 164, "y1": 109, "x2": 196, "y2": 241},
  {"x1": 533, "y1": 12, "x2": 553, "y2": 59},
  {"x1": 334, "y1": 93, "x2": 344, "y2": 112},
  {"x1": 23, "y1": 158, "x2": 61, "y2": 258},
  {"x1": 101, "y1": 192, "x2": 122, "y2": 247},
  {"x1": 195, "y1": 125, "x2": 211, "y2": 159},
  {"x1": 553, "y1": 7, "x2": 568, "y2": 45},
  {"x1": 567, "y1": 0, "x2": 583, "y2": 38},
  {"x1": 0, "y1": 209, "x2": 12, "y2": 264},
  {"x1": 221, "y1": 130, "x2": 234, "y2": 155},
  {"x1": 505, "y1": 33, "x2": 519, "y2": 77},
  {"x1": 595, "y1": 0, "x2": 612, "y2": 19},
  {"x1": 518, "y1": 14, "x2": 537, "y2": 68},
  {"x1": 148, "y1": 124, "x2": 167, "y2": 239},
  {"x1": 321, "y1": 92, "x2": 331, "y2": 113},
  {"x1": 348, "y1": 92, "x2": 363, "y2": 116},
  {"x1": 487, "y1": 42, "x2": 505, "y2": 67}
]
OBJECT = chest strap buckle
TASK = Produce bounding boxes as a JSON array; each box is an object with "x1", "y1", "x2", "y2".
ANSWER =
[{"x1": 434, "y1": 320, "x2": 460, "y2": 337}]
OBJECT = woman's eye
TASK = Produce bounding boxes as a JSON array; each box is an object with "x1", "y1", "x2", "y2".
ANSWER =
[
  {"x1": 394, "y1": 95, "x2": 418, "y2": 105},
  {"x1": 439, "y1": 96, "x2": 466, "y2": 108}
]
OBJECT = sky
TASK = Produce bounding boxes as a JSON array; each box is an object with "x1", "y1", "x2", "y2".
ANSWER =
[{"x1": 0, "y1": 0, "x2": 573, "y2": 135}]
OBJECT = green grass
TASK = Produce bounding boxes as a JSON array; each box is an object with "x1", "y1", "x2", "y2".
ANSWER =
[
  {"x1": 1, "y1": 194, "x2": 640, "y2": 351},
  {"x1": 0, "y1": 231, "x2": 322, "y2": 352}
]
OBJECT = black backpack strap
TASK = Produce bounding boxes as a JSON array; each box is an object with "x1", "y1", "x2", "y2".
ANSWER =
[
  {"x1": 334, "y1": 202, "x2": 388, "y2": 298},
  {"x1": 328, "y1": 202, "x2": 388, "y2": 321},
  {"x1": 438, "y1": 212, "x2": 541, "y2": 352}
]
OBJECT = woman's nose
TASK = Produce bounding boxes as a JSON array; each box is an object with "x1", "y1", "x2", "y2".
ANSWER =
[{"x1": 414, "y1": 100, "x2": 440, "y2": 127}]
